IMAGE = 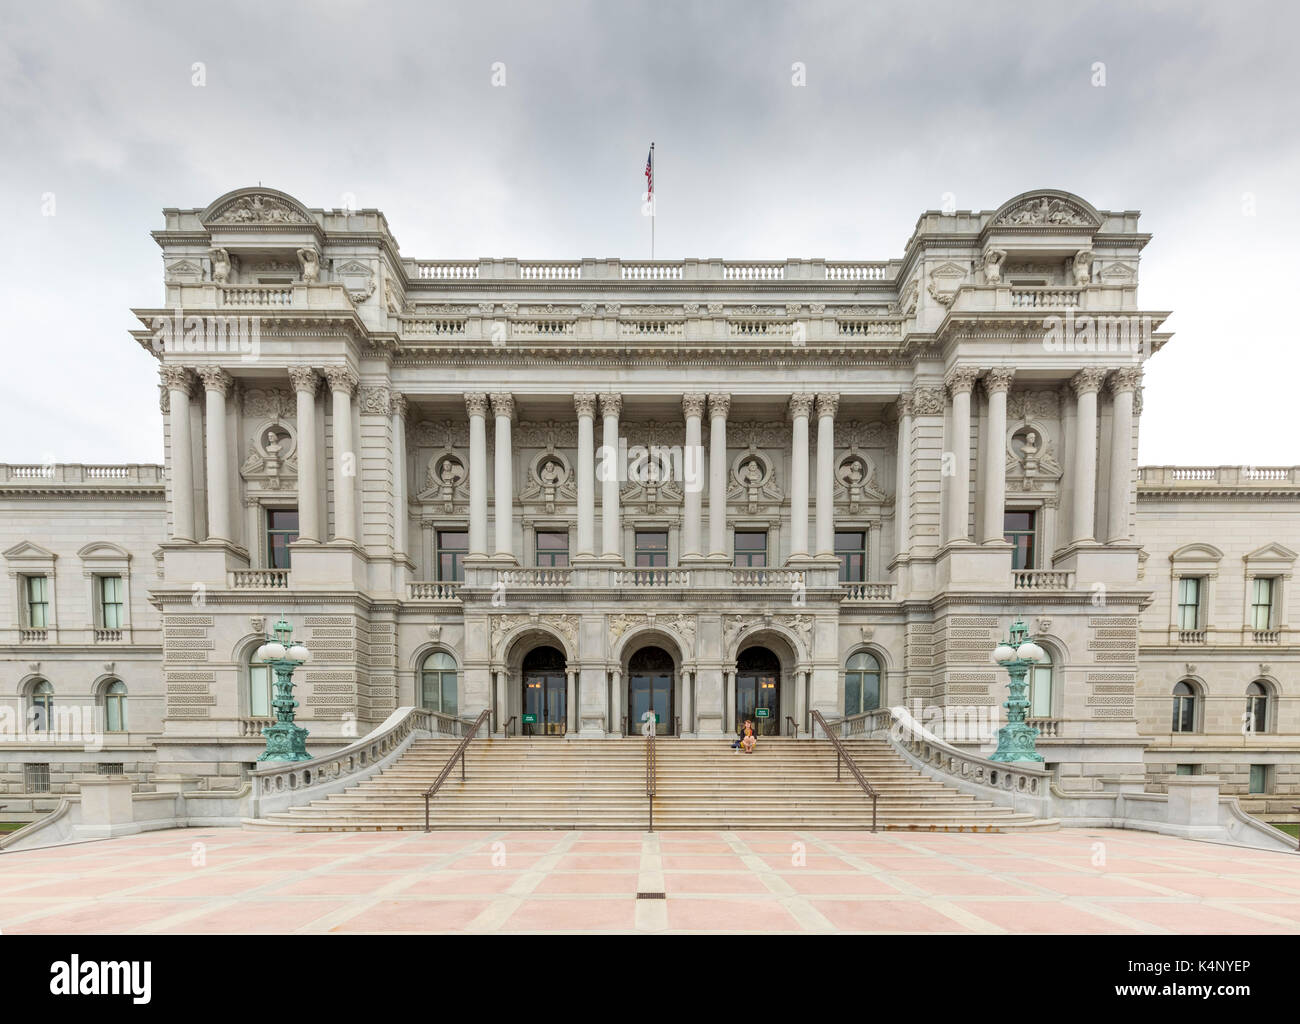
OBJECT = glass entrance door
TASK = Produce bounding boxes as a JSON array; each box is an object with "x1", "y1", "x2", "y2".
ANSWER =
[
  {"x1": 521, "y1": 646, "x2": 567, "y2": 736},
  {"x1": 735, "y1": 647, "x2": 780, "y2": 736},
  {"x1": 627, "y1": 647, "x2": 674, "y2": 735}
]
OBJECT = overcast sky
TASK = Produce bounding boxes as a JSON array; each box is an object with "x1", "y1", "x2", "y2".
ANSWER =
[{"x1": 1, "y1": 0, "x2": 1295, "y2": 465}]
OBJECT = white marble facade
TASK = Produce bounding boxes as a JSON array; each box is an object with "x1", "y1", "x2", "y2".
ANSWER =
[{"x1": 0, "y1": 186, "x2": 1296, "y2": 816}]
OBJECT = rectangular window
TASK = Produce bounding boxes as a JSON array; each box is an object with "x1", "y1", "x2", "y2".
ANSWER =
[
  {"x1": 1175, "y1": 764, "x2": 1199, "y2": 776},
  {"x1": 733, "y1": 531, "x2": 768, "y2": 568},
  {"x1": 535, "y1": 530, "x2": 570, "y2": 567},
  {"x1": 98, "y1": 575, "x2": 124, "y2": 630},
  {"x1": 437, "y1": 530, "x2": 469, "y2": 582},
  {"x1": 250, "y1": 664, "x2": 271, "y2": 719},
  {"x1": 835, "y1": 531, "x2": 867, "y2": 582},
  {"x1": 266, "y1": 508, "x2": 299, "y2": 569},
  {"x1": 1249, "y1": 764, "x2": 1270, "y2": 795},
  {"x1": 1003, "y1": 511, "x2": 1037, "y2": 570},
  {"x1": 97, "y1": 763, "x2": 125, "y2": 776},
  {"x1": 1177, "y1": 577, "x2": 1203, "y2": 630},
  {"x1": 25, "y1": 575, "x2": 50, "y2": 629},
  {"x1": 634, "y1": 531, "x2": 669, "y2": 568},
  {"x1": 24, "y1": 763, "x2": 50, "y2": 794},
  {"x1": 1251, "y1": 577, "x2": 1275, "y2": 631}
]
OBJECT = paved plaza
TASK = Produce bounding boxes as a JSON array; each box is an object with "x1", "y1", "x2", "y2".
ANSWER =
[{"x1": 3, "y1": 827, "x2": 1300, "y2": 933}]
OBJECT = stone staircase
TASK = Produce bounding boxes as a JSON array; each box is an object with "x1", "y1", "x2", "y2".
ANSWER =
[{"x1": 247, "y1": 736, "x2": 1057, "y2": 832}]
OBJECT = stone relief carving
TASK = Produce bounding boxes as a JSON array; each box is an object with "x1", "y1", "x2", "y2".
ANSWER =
[
  {"x1": 1006, "y1": 425, "x2": 1063, "y2": 491},
  {"x1": 296, "y1": 247, "x2": 321, "y2": 283},
  {"x1": 1007, "y1": 389, "x2": 1060, "y2": 422},
  {"x1": 981, "y1": 247, "x2": 1006, "y2": 284},
  {"x1": 520, "y1": 451, "x2": 576, "y2": 514},
  {"x1": 418, "y1": 452, "x2": 466, "y2": 512},
  {"x1": 835, "y1": 451, "x2": 886, "y2": 511},
  {"x1": 335, "y1": 259, "x2": 376, "y2": 301},
  {"x1": 728, "y1": 448, "x2": 783, "y2": 513},
  {"x1": 240, "y1": 422, "x2": 297, "y2": 488},
  {"x1": 1071, "y1": 249, "x2": 1094, "y2": 286},
  {"x1": 211, "y1": 193, "x2": 310, "y2": 225},
  {"x1": 994, "y1": 195, "x2": 1095, "y2": 227},
  {"x1": 210, "y1": 248, "x2": 231, "y2": 284},
  {"x1": 926, "y1": 262, "x2": 968, "y2": 306},
  {"x1": 358, "y1": 386, "x2": 390, "y2": 415},
  {"x1": 243, "y1": 387, "x2": 293, "y2": 420},
  {"x1": 608, "y1": 613, "x2": 697, "y2": 655}
]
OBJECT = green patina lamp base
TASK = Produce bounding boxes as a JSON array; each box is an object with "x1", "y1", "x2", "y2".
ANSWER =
[
  {"x1": 257, "y1": 722, "x2": 312, "y2": 762},
  {"x1": 990, "y1": 721, "x2": 1044, "y2": 763}
]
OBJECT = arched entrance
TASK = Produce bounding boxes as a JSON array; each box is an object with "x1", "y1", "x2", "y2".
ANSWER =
[
  {"x1": 735, "y1": 647, "x2": 780, "y2": 736},
  {"x1": 521, "y1": 646, "x2": 567, "y2": 736},
  {"x1": 627, "y1": 646, "x2": 675, "y2": 736}
]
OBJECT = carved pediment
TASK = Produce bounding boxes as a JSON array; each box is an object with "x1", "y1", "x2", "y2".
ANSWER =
[
  {"x1": 203, "y1": 189, "x2": 312, "y2": 226},
  {"x1": 991, "y1": 191, "x2": 1101, "y2": 228},
  {"x1": 335, "y1": 259, "x2": 376, "y2": 301}
]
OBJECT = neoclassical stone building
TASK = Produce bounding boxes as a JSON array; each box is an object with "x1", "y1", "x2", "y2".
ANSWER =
[{"x1": 1, "y1": 186, "x2": 1295, "y2": 819}]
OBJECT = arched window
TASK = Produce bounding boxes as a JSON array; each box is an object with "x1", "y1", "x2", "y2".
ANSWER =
[
  {"x1": 249, "y1": 654, "x2": 271, "y2": 719},
  {"x1": 30, "y1": 679, "x2": 53, "y2": 732},
  {"x1": 104, "y1": 680, "x2": 128, "y2": 733},
  {"x1": 1029, "y1": 648, "x2": 1054, "y2": 718},
  {"x1": 844, "y1": 652, "x2": 881, "y2": 717},
  {"x1": 420, "y1": 651, "x2": 458, "y2": 716},
  {"x1": 1246, "y1": 681, "x2": 1270, "y2": 734},
  {"x1": 1172, "y1": 680, "x2": 1197, "y2": 733}
]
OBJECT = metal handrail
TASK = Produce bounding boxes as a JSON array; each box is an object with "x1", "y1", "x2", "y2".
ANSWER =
[
  {"x1": 810, "y1": 709, "x2": 877, "y2": 832},
  {"x1": 503, "y1": 715, "x2": 517, "y2": 738},
  {"x1": 645, "y1": 727, "x2": 657, "y2": 832},
  {"x1": 785, "y1": 715, "x2": 800, "y2": 740},
  {"x1": 423, "y1": 709, "x2": 492, "y2": 831},
  {"x1": 674, "y1": 715, "x2": 681, "y2": 736}
]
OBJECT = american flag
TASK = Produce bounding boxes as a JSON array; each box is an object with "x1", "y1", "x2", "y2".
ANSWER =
[{"x1": 644, "y1": 145, "x2": 654, "y2": 196}]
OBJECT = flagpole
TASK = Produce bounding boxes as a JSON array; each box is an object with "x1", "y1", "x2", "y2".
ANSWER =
[{"x1": 650, "y1": 142, "x2": 655, "y2": 261}]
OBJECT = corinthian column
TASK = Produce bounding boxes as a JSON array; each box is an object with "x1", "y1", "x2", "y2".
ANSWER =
[
  {"x1": 894, "y1": 392, "x2": 913, "y2": 560},
  {"x1": 323, "y1": 366, "x2": 358, "y2": 544},
  {"x1": 574, "y1": 393, "x2": 597, "y2": 557},
  {"x1": 814, "y1": 392, "x2": 838, "y2": 557},
  {"x1": 197, "y1": 366, "x2": 233, "y2": 543},
  {"x1": 708, "y1": 393, "x2": 731, "y2": 558},
  {"x1": 465, "y1": 393, "x2": 489, "y2": 556},
  {"x1": 980, "y1": 368, "x2": 1015, "y2": 544},
  {"x1": 943, "y1": 367, "x2": 979, "y2": 545},
  {"x1": 287, "y1": 366, "x2": 320, "y2": 543},
  {"x1": 788, "y1": 393, "x2": 813, "y2": 559},
  {"x1": 600, "y1": 393, "x2": 622, "y2": 560},
  {"x1": 161, "y1": 367, "x2": 195, "y2": 542},
  {"x1": 490, "y1": 393, "x2": 515, "y2": 559},
  {"x1": 1106, "y1": 367, "x2": 1142, "y2": 543},
  {"x1": 682, "y1": 394, "x2": 706, "y2": 558},
  {"x1": 1070, "y1": 367, "x2": 1107, "y2": 544},
  {"x1": 390, "y1": 392, "x2": 409, "y2": 560}
]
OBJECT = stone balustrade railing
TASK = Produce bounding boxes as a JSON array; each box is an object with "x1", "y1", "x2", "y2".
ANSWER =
[
  {"x1": 163, "y1": 282, "x2": 356, "y2": 311},
  {"x1": 1011, "y1": 569, "x2": 1074, "y2": 590},
  {"x1": 950, "y1": 283, "x2": 1138, "y2": 314},
  {"x1": 1025, "y1": 717, "x2": 1062, "y2": 739},
  {"x1": 0, "y1": 464, "x2": 164, "y2": 487},
  {"x1": 94, "y1": 629, "x2": 124, "y2": 643},
  {"x1": 613, "y1": 568, "x2": 692, "y2": 587},
  {"x1": 498, "y1": 568, "x2": 572, "y2": 588},
  {"x1": 1178, "y1": 629, "x2": 1208, "y2": 644},
  {"x1": 840, "y1": 582, "x2": 896, "y2": 602},
  {"x1": 1137, "y1": 465, "x2": 1300, "y2": 489},
  {"x1": 732, "y1": 568, "x2": 805, "y2": 588},
  {"x1": 407, "y1": 581, "x2": 462, "y2": 602},
  {"x1": 400, "y1": 258, "x2": 901, "y2": 283},
  {"x1": 1252, "y1": 630, "x2": 1281, "y2": 645},
  {"x1": 19, "y1": 629, "x2": 48, "y2": 643},
  {"x1": 229, "y1": 569, "x2": 290, "y2": 590},
  {"x1": 413, "y1": 261, "x2": 480, "y2": 280},
  {"x1": 248, "y1": 707, "x2": 468, "y2": 818},
  {"x1": 238, "y1": 717, "x2": 274, "y2": 738}
]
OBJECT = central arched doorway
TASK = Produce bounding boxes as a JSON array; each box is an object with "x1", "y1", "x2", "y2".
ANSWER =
[
  {"x1": 735, "y1": 647, "x2": 780, "y2": 736},
  {"x1": 627, "y1": 646, "x2": 675, "y2": 736},
  {"x1": 521, "y1": 646, "x2": 567, "y2": 736}
]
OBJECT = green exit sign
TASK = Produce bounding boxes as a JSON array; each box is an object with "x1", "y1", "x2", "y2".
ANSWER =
[
  {"x1": 754, "y1": 708, "x2": 771, "y2": 719},
  {"x1": 522, "y1": 714, "x2": 537, "y2": 724}
]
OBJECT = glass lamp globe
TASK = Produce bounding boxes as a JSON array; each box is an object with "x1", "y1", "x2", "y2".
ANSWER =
[
  {"x1": 991, "y1": 643, "x2": 1016, "y2": 664},
  {"x1": 286, "y1": 644, "x2": 310, "y2": 664},
  {"x1": 258, "y1": 641, "x2": 287, "y2": 662},
  {"x1": 1017, "y1": 641, "x2": 1046, "y2": 663}
]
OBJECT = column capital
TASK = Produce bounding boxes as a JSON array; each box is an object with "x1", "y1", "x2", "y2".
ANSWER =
[
  {"x1": 911, "y1": 385, "x2": 944, "y2": 416},
  {"x1": 464, "y1": 392, "x2": 490, "y2": 418},
  {"x1": 389, "y1": 392, "x2": 408, "y2": 418},
  {"x1": 983, "y1": 367, "x2": 1016, "y2": 395},
  {"x1": 322, "y1": 365, "x2": 358, "y2": 394},
  {"x1": 287, "y1": 366, "x2": 319, "y2": 395},
  {"x1": 895, "y1": 391, "x2": 914, "y2": 418},
  {"x1": 159, "y1": 365, "x2": 194, "y2": 395},
  {"x1": 1070, "y1": 366, "x2": 1108, "y2": 396},
  {"x1": 598, "y1": 392, "x2": 622, "y2": 418},
  {"x1": 815, "y1": 392, "x2": 839, "y2": 419},
  {"x1": 489, "y1": 392, "x2": 515, "y2": 420},
  {"x1": 682, "y1": 393, "x2": 707, "y2": 419},
  {"x1": 196, "y1": 366, "x2": 233, "y2": 395},
  {"x1": 789, "y1": 393, "x2": 814, "y2": 419},
  {"x1": 708, "y1": 392, "x2": 731, "y2": 420},
  {"x1": 573, "y1": 392, "x2": 598, "y2": 418},
  {"x1": 1108, "y1": 366, "x2": 1143, "y2": 395},
  {"x1": 944, "y1": 366, "x2": 980, "y2": 396}
]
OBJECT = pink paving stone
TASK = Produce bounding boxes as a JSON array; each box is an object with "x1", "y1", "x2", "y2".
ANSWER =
[
  {"x1": 809, "y1": 899, "x2": 974, "y2": 933},
  {"x1": 503, "y1": 898, "x2": 638, "y2": 931},
  {"x1": 656, "y1": 840, "x2": 737, "y2": 854},
  {"x1": 778, "y1": 873, "x2": 904, "y2": 895},
  {"x1": 221, "y1": 855, "x2": 345, "y2": 872},
  {"x1": 1019, "y1": 873, "x2": 1164, "y2": 897},
  {"x1": 1141, "y1": 875, "x2": 1300, "y2": 899},
  {"x1": 330, "y1": 899, "x2": 493, "y2": 932},
  {"x1": 758, "y1": 853, "x2": 855, "y2": 871},
  {"x1": 155, "y1": 899, "x2": 351, "y2": 934},
  {"x1": 279, "y1": 872, "x2": 415, "y2": 897},
  {"x1": 666, "y1": 897, "x2": 803, "y2": 932},
  {"x1": 552, "y1": 854, "x2": 643, "y2": 871},
  {"x1": 532, "y1": 872, "x2": 640, "y2": 894},
  {"x1": 129, "y1": 871, "x2": 295, "y2": 898},
  {"x1": 443, "y1": 852, "x2": 547, "y2": 870},
  {"x1": 893, "y1": 873, "x2": 1037, "y2": 897},
  {"x1": 2, "y1": 874, "x2": 160, "y2": 899},
  {"x1": 567, "y1": 841, "x2": 647, "y2": 853},
  {"x1": 661, "y1": 855, "x2": 749, "y2": 870},
  {"x1": 396, "y1": 872, "x2": 528, "y2": 895},
  {"x1": 663, "y1": 872, "x2": 764, "y2": 894},
  {"x1": 8, "y1": 902, "x2": 192, "y2": 934},
  {"x1": 959, "y1": 900, "x2": 1142, "y2": 934},
  {"x1": 1112, "y1": 901, "x2": 1300, "y2": 934}
]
